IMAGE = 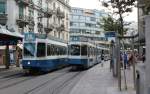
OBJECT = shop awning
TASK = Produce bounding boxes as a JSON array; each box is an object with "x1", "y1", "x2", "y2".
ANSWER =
[{"x1": 0, "y1": 26, "x2": 23, "y2": 45}]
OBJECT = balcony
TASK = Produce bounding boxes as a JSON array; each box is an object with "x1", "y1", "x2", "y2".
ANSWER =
[
  {"x1": 15, "y1": 0, "x2": 29, "y2": 6},
  {"x1": 56, "y1": 9, "x2": 65, "y2": 18},
  {"x1": 16, "y1": 14, "x2": 29, "y2": 27},
  {"x1": 37, "y1": 21, "x2": 43, "y2": 28},
  {"x1": 0, "y1": 14, "x2": 7, "y2": 25},
  {"x1": 43, "y1": 8, "x2": 53, "y2": 18},
  {"x1": 56, "y1": 24, "x2": 65, "y2": 31},
  {"x1": 44, "y1": 24, "x2": 54, "y2": 33}
]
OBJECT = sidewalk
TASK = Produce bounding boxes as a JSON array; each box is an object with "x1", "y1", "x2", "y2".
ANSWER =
[
  {"x1": 0, "y1": 64, "x2": 22, "y2": 72},
  {"x1": 70, "y1": 61, "x2": 136, "y2": 94}
]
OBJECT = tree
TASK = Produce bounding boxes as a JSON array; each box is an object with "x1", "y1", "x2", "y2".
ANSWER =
[
  {"x1": 100, "y1": 0, "x2": 136, "y2": 36},
  {"x1": 100, "y1": 15, "x2": 128, "y2": 34}
]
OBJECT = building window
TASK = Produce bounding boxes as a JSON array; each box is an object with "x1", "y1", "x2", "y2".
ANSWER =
[
  {"x1": 0, "y1": 1, "x2": 6, "y2": 14},
  {"x1": 38, "y1": 0, "x2": 42, "y2": 7},
  {"x1": 70, "y1": 29, "x2": 79, "y2": 33},
  {"x1": 79, "y1": 23, "x2": 85, "y2": 27},
  {"x1": 90, "y1": 17, "x2": 96, "y2": 21},
  {"x1": 53, "y1": 3, "x2": 56, "y2": 10},
  {"x1": 29, "y1": 8, "x2": 34, "y2": 17},
  {"x1": 19, "y1": 5, "x2": 24, "y2": 16},
  {"x1": 86, "y1": 17, "x2": 90, "y2": 21},
  {"x1": 72, "y1": 15, "x2": 79, "y2": 19},
  {"x1": 79, "y1": 16, "x2": 85, "y2": 20}
]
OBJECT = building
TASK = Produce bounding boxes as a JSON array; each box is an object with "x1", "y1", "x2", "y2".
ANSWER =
[
  {"x1": 0, "y1": 0, "x2": 70, "y2": 42},
  {"x1": 0, "y1": 0, "x2": 70, "y2": 65},
  {"x1": 69, "y1": 7, "x2": 108, "y2": 47},
  {"x1": 137, "y1": 0, "x2": 149, "y2": 54},
  {"x1": 137, "y1": 0, "x2": 150, "y2": 94}
]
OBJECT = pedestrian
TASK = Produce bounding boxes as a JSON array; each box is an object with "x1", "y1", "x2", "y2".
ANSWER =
[
  {"x1": 120, "y1": 53, "x2": 123, "y2": 68},
  {"x1": 101, "y1": 54, "x2": 104, "y2": 67},
  {"x1": 110, "y1": 58, "x2": 114, "y2": 72},
  {"x1": 142, "y1": 54, "x2": 145, "y2": 63},
  {"x1": 124, "y1": 52, "x2": 128, "y2": 69},
  {"x1": 128, "y1": 52, "x2": 134, "y2": 67}
]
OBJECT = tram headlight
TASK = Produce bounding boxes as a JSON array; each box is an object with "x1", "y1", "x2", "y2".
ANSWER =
[{"x1": 28, "y1": 61, "x2": 31, "y2": 65}]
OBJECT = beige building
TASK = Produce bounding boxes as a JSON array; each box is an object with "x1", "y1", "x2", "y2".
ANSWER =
[
  {"x1": 0, "y1": 0, "x2": 70, "y2": 65},
  {"x1": 0, "y1": 0, "x2": 70, "y2": 42}
]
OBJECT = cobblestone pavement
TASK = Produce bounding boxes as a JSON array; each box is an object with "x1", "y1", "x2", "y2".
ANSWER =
[{"x1": 70, "y1": 61, "x2": 136, "y2": 94}]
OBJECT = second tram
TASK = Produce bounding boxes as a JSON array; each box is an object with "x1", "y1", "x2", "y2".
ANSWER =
[{"x1": 68, "y1": 40, "x2": 102, "y2": 69}]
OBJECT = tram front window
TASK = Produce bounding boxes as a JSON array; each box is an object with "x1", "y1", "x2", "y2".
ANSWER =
[
  {"x1": 37, "y1": 43, "x2": 46, "y2": 57},
  {"x1": 70, "y1": 45, "x2": 80, "y2": 55},
  {"x1": 24, "y1": 43, "x2": 35, "y2": 57}
]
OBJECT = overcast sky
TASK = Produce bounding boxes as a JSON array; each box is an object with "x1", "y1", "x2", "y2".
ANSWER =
[{"x1": 69, "y1": 0, "x2": 138, "y2": 22}]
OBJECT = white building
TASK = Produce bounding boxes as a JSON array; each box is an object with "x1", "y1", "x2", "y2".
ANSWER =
[{"x1": 0, "y1": 0, "x2": 70, "y2": 42}]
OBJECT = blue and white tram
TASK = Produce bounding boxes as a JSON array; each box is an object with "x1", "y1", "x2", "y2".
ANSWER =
[
  {"x1": 68, "y1": 41, "x2": 98, "y2": 69},
  {"x1": 22, "y1": 33, "x2": 68, "y2": 72},
  {"x1": 96, "y1": 46, "x2": 102, "y2": 64}
]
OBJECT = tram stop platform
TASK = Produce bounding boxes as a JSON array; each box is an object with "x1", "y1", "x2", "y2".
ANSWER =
[{"x1": 70, "y1": 61, "x2": 136, "y2": 94}]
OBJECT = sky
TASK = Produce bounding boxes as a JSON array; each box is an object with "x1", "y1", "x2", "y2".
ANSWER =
[{"x1": 69, "y1": 0, "x2": 138, "y2": 22}]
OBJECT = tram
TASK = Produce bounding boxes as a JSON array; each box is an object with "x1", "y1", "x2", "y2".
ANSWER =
[
  {"x1": 22, "y1": 33, "x2": 68, "y2": 72},
  {"x1": 68, "y1": 36, "x2": 102, "y2": 69}
]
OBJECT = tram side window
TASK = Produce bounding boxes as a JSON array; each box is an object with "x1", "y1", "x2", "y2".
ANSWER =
[
  {"x1": 37, "y1": 43, "x2": 46, "y2": 57},
  {"x1": 47, "y1": 44, "x2": 51, "y2": 56},
  {"x1": 81, "y1": 45, "x2": 87, "y2": 56},
  {"x1": 51, "y1": 45, "x2": 54, "y2": 55}
]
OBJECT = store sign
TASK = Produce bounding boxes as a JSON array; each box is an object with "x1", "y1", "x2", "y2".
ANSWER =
[{"x1": 24, "y1": 33, "x2": 36, "y2": 41}]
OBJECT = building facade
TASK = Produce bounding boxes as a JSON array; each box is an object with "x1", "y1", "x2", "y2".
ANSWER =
[
  {"x1": 0, "y1": 0, "x2": 70, "y2": 42},
  {"x1": 0, "y1": 0, "x2": 70, "y2": 65},
  {"x1": 69, "y1": 7, "x2": 108, "y2": 46}
]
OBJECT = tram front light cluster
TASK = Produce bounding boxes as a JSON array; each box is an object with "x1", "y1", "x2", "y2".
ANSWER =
[{"x1": 28, "y1": 61, "x2": 31, "y2": 65}]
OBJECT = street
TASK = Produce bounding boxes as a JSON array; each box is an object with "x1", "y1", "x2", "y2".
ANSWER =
[
  {"x1": 0, "y1": 61, "x2": 136, "y2": 94},
  {"x1": 0, "y1": 67, "x2": 85, "y2": 94}
]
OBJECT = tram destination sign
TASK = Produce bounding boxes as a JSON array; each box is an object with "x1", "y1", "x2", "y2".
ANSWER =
[{"x1": 24, "y1": 33, "x2": 36, "y2": 41}]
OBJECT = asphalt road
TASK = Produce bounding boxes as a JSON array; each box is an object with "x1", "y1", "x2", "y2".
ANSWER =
[{"x1": 0, "y1": 67, "x2": 86, "y2": 94}]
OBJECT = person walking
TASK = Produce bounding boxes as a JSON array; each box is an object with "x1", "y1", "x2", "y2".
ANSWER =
[{"x1": 124, "y1": 52, "x2": 128, "y2": 69}]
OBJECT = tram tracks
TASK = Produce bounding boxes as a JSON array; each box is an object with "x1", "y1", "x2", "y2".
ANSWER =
[
  {"x1": 24, "y1": 70, "x2": 83, "y2": 94},
  {"x1": 50, "y1": 72, "x2": 82, "y2": 94},
  {"x1": 0, "y1": 67, "x2": 84, "y2": 94},
  {"x1": 0, "y1": 67, "x2": 71, "y2": 91}
]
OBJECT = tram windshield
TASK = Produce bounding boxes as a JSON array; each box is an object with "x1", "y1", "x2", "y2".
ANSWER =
[
  {"x1": 24, "y1": 43, "x2": 35, "y2": 57},
  {"x1": 70, "y1": 45, "x2": 80, "y2": 55}
]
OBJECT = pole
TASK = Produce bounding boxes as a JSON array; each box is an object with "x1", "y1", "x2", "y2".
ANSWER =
[
  {"x1": 5, "y1": 45, "x2": 10, "y2": 69},
  {"x1": 131, "y1": 33, "x2": 136, "y2": 89},
  {"x1": 117, "y1": 36, "x2": 121, "y2": 91},
  {"x1": 16, "y1": 46, "x2": 20, "y2": 67},
  {"x1": 122, "y1": 41, "x2": 127, "y2": 90}
]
